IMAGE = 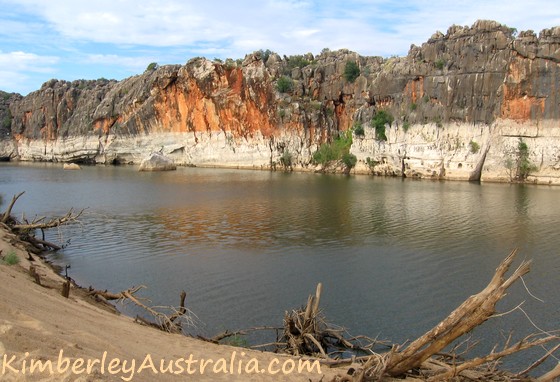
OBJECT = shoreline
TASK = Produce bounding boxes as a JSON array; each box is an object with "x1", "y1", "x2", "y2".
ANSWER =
[
  {"x1": 2, "y1": 159, "x2": 556, "y2": 188},
  {"x1": 0, "y1": 224, "x2": 342, "y2": 381}
]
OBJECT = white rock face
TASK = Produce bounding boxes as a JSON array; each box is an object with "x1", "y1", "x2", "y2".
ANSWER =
[
  {"x1": 138, "y1": 152, "x2": 177, "y2": 171},
  {"x1": 350, "y1": 119, "x2": 560, "y2": 184},
  {"x1": 5, "y1": 119, "x2": 560, "y2": 184}
]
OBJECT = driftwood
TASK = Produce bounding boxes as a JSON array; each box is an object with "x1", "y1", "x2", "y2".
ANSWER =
[
  {"x1": 1, "y1": 192, "x2": 83, "y2": 254},
  {"x1": 11, "y1": 208, "x2": 84, "y2": 232},
  {"x1": 277, "y1": 283, "x2": 386, "y2": 358},
  {"x1": 328, "y1": 249, "x2": 560, "y2": 381},
  {"x1": 89, "y1": 286, "x2": 194, "y2": 334}
]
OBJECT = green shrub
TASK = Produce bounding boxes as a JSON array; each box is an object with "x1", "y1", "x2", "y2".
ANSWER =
[
  {"x1": 353, "y1": 122, "x2": 365, "y2": 137},
  {"x1": 286, "y1": 55, "x2": 312, "y2": 71},
  {"x1": 516, "y1": 139, "x2": 537, "y2": 180},
  {"x1": 280, "y1": 150, "x2": 293, "y2": 170},
  {"x1": 344, "y1": 61, "x2": 360, "y2": 83},
  {"x1": 505, "y1": 139, "x2": 538, "y2": 181},
  {"x1": 2, "y1": 114, "x2": 11, "y2": 130},
  {"x1": 371, "y1": 110, "x2": 393, "y2": 141},
  {"x1": 469, "y1": 140, "x2": 480, "y2": 154},
  {"x1": 410, "y1": 103, "x2": 417, "y2": 111},
  {"x1": 146, "y1": 62, "x2": 158, "y2": 71},
  {"x1": 224, "y1": 58, "x2": 237, "y2": 70},
  {"x1": 435, "y1": 59, "x2": 445, "y2": 70},
  {"x1": 258, "y1": 49, "x2": 273, "y2": 63},
  {"x1": 312, "y1": 130, "x2": 353, "y2": 166},
  {"x1": 342, "y1": 153, "x2": 357, "y2": 169},
  {"x1": 2, "y1": 251, "x2": 19, "y2": 265},
  {"x1": 402, "y1": 121, "x2": 411, "y2": 133},
  {"x1": 276, "y1": 76, "x2": 293, "y2": 93},
  {"x1": 366, "y1": 157, "x2": 379, "y2": 170}
]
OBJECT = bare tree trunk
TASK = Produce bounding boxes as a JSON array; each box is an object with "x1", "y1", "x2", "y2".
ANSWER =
[
  {"x1": 469, "y1": 144, "x2": 490, "y2": 182},
  {"x1": 385, "y1": 249, "x2": 530, "y2": 376}
]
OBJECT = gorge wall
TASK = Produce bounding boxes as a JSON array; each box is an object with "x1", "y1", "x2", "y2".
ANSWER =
[{"x1": 1, "y1": 20, "x2": 560, "y2": 183}]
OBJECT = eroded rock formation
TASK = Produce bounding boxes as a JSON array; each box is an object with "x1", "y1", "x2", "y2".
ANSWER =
[{"x1": 1, "y1": 20, "x2": 560, "y2": 183}]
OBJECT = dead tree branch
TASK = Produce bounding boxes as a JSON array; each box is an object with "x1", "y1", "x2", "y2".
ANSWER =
[
  {"x1": 89, "y1": 286, "x2": 193, "y2": 334},
  {"x1": 12, "y1": 208, "x2": 84, "y2": 231},
  {"x1": 1, "y1": 191, "x2": 25, "y2": 223},
  {"x1": 384, "y1": 249, "x2": 531, "y2": 376}
]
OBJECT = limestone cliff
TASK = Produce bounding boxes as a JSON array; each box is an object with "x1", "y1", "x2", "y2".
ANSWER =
[{"x1": 1, "y1": 20, "x2": 560, "y2": 183}]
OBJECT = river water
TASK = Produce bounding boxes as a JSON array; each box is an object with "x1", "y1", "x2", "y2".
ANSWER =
[{"x1": 1, "y1": 163, "x2": 559, "y2": 369}]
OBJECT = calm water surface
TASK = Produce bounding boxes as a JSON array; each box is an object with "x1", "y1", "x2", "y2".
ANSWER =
[{"x1": 1, "y1": 163, "x2": 559, "y2": 368}]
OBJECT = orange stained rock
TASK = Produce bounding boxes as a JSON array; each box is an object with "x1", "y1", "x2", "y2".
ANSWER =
[
  {"x1": 92, "y1": 117, "x2": 117, "y2": 134},
  {"x1": 405, "y1": 76, "x2": 424, "y2": 104}
]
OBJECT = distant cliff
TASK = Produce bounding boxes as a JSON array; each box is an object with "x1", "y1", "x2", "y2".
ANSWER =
[{"x1": 1, "y1": 20, "x2": 560, "y2": 183}]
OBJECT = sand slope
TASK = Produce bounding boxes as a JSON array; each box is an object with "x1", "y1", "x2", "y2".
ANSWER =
[{"x1": 0, "y1": 226, "x2": 341, "y2": 381}]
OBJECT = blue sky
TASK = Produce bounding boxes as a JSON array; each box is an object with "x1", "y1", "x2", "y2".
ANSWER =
[{"x1": 1, "y1": 0, "x2": 559, "y2": 95}]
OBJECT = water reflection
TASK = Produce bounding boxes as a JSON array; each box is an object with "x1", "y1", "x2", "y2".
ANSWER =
[{"x1": 1, "y1": 163, "x2": 559, "y2": 372}]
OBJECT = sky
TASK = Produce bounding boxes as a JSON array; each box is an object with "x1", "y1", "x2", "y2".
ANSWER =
[{"x1": 1, "y1": 0, "x2": 559, "y2": 95}]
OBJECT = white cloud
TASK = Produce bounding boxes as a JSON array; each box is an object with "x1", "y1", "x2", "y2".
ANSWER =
[
  {"x1": 85, "y1": 54, "x2": 154, "y2": 72},
  {"x1": 0, "y1": 51, "x2": 59, "y2": 71},
  {"x1": 0, "y1": 51, "x2": 59, "y2": 94},
  {"x1": 1, "y1": 0, "x2": 559, "y2": 94},
  {"x1": 6, "y1": 0, "x2": 560, "y2": 58}
]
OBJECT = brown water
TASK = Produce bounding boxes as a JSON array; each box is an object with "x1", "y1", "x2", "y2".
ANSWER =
[{"x1": 1, "y1": 163, "x2": 559, "y2": 371}]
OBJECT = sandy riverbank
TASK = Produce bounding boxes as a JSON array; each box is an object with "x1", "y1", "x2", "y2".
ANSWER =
[{"x1": 0, "y1": 225, "x2": 346, "y2": 382}]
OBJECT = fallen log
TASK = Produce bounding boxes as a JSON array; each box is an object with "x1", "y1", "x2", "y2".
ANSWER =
[
  {"x1": 329, "y1": 249, "x2": 560, "y2": 381},
  {"x1": 384, "y1": 249, "x2": 531, "y2": 376},
  {"x1": 89, "y1": 286, "x2": 192, "y2": 334}
]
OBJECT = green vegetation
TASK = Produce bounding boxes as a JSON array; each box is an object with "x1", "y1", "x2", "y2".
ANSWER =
[
  {"x1": 516, "y1": 139, "x2": 537, "y2": 181},
  {"x1": 280, "y1": 150, "x2": 293, "y2": 170},
  {"x1": 366, "y1": 157, "x2": 379, "y2": 171},
  {"x1": 310, "y1": 101, "x2": 322, "y2": 111},
  {"x1": 146, "y1": 62, "x2": 158, "y2": 71},
  {"x1": 276, "y1": 76, "x2": 293, "y2": 93},
  {"x1": 224, "y1": 58, "x2": 237, "y2": 70},
  {"x1": 224, "y1": 334, "x2": 248, "y2": 348},
  {"x1": 344, "y1": 61, "x2": 360, "y2": 83},
  {"x1": 1, "y1": 251, "x2": 19, "y2": 266},
  {"x1": 410, "y1": 103, "x2": 417, "y2": 111},
  {"x1": 469, "y1": 140, "x2": 480, "y2": 154},
  {"x1": 402, "y1": 121, "x2": 411, "y2": 133},
  {"x1": 2, "y1": 111, "x2": 12, "y2": 130},
  {"x1": 435, "y1": 59, "x2": 446, "y2": 70},
  {"x1": 258, "y1": 49, "x2": 273, "y2": 63},
  {"x1": 353, "y1": 122, "x2": 365, "y2": 137},
  {"x1": 312, "y1": 130, "x2": 353, "y2": 167},
  {"x1": 341, "y1": 152, "x2": 357, "y2": 169},
  {"x1": 505, "y1": 139, "x2": 537, "y2": 181},
  {"x1": 286, "y1": 55, "x2": 312, "y2": 72},
  {"x1": 371, "y1": 110, "x2": 393, "y2": 141}
]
